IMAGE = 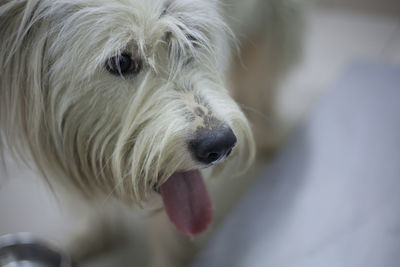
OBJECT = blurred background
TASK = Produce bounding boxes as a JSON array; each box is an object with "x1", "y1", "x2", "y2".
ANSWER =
[
  {"x1": 1, "y1": 0, "x2": 400, "y2": 266},
  {"x1": 277, "y1": 0, "x2": 400, "y2": 138}
]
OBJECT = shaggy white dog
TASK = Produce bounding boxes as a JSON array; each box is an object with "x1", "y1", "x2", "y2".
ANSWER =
[
  {"x1": 0, "y1": 0, "x2": 254, "y2": 264},
  {"x1": 0, "y1": 0, "x2": 301, "y2": 266}
]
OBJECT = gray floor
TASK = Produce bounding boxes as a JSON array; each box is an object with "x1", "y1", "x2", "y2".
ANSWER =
[{"x1": 192, "y1": 62, "x2": 400, "y2": 267}]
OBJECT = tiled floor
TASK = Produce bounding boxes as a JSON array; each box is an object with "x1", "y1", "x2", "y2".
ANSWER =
[{"x1": 1, "y1": 2, "x2": 400, "y2": 263}]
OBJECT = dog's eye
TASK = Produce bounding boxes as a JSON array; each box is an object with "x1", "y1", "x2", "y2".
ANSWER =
[
  {"x1": 105, "y1": 53, "x2": 142, "y2": 76},
  {"x1": 186, "y1": 34, "x2": 200, "y2": 48}
]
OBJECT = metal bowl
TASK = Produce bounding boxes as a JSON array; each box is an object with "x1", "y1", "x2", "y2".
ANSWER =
[{"x1": 0, "y1": 233, "x2": 71, "y2": 267}]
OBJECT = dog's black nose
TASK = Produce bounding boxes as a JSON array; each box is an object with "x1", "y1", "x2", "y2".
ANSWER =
[{"x1": 190, "y1": 127, "x2": 237, "y2": 165}]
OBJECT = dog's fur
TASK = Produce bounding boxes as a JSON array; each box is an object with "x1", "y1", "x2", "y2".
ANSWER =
[
  {"x1": 0, "y1": 0, "x2": 301, "y2": 266},
  {"x1": 0, "y1": 0, "x2": 254, "y2": 198}
]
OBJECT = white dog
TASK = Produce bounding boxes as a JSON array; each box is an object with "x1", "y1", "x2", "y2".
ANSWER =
[{"x1": 0, "y1": 0, "x2": 301, "y2": 266}]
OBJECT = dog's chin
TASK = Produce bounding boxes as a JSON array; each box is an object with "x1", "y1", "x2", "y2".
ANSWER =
[{"x1": 149, "y1": 169, "x2": 213, "y2": 239}]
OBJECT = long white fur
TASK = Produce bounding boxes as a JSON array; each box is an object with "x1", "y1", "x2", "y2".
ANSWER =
[{"x1": 0, "y1": 0, "x2": 254, "y2": 205}]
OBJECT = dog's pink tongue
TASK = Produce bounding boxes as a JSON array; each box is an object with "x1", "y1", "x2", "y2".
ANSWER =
[{"x1": 160, "y1": 170, "x2": 213, "y2": 239}]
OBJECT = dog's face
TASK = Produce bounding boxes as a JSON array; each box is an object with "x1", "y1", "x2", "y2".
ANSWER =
[{"x1": 0, "y1": 0, "x2": 254, "y2": 236}]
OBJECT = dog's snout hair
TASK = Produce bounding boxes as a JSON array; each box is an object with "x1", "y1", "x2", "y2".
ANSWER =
[{"x1": 0, "y1": 0, "x2": 255, "y2": 204}]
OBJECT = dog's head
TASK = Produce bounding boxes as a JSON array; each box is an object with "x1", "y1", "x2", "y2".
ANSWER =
[{"x1": 0, "y1": 0, "x2": 254, "y2": 236}]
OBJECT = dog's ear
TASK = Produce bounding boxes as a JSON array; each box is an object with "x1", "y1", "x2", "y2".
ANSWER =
[{"x1": 0, "y1": 1, "x2": 50, "y2": 165}]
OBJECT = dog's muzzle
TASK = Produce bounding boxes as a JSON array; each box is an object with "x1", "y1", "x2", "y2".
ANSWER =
[
  {"x1": 157, "y1": 126, "x2": 236, "y2": 238},
  {"x1": 189, "y1": 126, "x2": 237, "y2": 165}
]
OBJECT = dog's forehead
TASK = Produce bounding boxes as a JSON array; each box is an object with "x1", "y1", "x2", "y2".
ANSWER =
[
  {"x1": 53, "y1": 0, "x2": 218, "y2": 53},
  {"x1": 63, "y1": 0, "x2": 216, "y2": 31},
  {"x1": 47, "y1": 0, "x2": 225, "y2": 78}
]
